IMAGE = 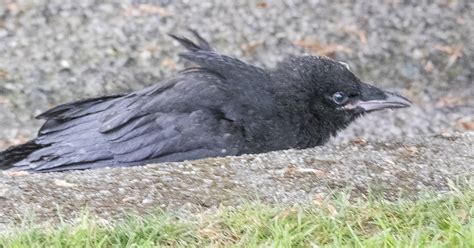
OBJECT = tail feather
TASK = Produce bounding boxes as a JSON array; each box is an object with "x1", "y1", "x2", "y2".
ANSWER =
[{"x1": 0, "y1": 141, "x2": 44, "y2": 170}]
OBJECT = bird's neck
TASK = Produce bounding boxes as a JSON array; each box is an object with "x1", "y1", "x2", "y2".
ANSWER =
[{"x1": 268, "y1": 93, "x2": 329, "y2": 148}]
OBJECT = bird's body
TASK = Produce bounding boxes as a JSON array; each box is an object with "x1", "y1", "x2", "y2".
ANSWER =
[{"x1": 0, "y1": 31, "x2": 410, "y2": 172}]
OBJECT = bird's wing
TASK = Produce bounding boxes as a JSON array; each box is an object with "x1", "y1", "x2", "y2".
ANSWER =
[
  {"x1": 35, "y1": 94, "x2": 124, "y2": 136},
  {"x1": 170, "y1": 32, "x2": 270, "y2": 86},
  {"x1": 101, "y1": 75, "x2": 245, "y2": 165},
  {"x1": 13, "y1": 74, "x2": 244, "y2": 172},
  {"x1": 103, "y1": 109, "x2": 243, "y2": 165}
]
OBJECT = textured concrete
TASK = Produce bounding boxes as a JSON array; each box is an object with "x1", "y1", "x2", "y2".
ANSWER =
[
  {"x1": 0, "y1": 0, "x2": 473, "y2": 229},
  {"x1": 0, "y1": 133, "x2": 472, "y2": 228}
]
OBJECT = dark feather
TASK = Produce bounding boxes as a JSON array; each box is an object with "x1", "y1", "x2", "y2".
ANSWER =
[
  {"x1": 1, "y1": 30, "x2": 410, "y2": 172},
  {"x1": 0, "y1": 141, "x2": 45, "y2": 169},
  {"x1": 36, "y1": 95, "x2": 122, "y2": 120}
]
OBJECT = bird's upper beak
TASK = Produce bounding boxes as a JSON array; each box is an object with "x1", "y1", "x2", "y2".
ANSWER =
[
  {"x1": 345, "y1": 84, "x2": 412, "y2": 112},
  {"x1": 355, "y1": 90, "x2": 411, "y2": 112}
]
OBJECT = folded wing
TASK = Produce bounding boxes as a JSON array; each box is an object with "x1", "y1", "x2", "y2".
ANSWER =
[{"x1": 11, "y1": 73, "x2": 244, "y2": 172}]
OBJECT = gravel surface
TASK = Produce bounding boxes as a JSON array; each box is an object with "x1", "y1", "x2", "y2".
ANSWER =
[
  {"x1": 0, "y1": 0, "x2": 473, "y2": 147},
  {"x1": 1, "y1": 132, "x2": 472, "y2": 228},
  {"x1": 0, "y1": 0, "x2": 473, "y2": 229}
]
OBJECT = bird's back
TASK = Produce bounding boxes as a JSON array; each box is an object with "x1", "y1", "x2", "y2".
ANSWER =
[{"x1": 4, "y1": 71, "x2": 252, "y2": 171}]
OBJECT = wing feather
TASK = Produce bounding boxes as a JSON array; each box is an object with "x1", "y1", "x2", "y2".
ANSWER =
[
  {"x1": 36, "y1": 95, "x2": 122, "y2": 120},
  {"x1": 11, "y1": 62, "x2": 247, "y2": 172}
]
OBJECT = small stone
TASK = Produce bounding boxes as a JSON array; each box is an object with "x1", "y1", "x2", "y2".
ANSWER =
[
  {"x1": 2, "y1": 171, "x2": 30, "y2": 177},
  {"x1": 140, "y1": 50, "x2": 152, "y2": 60},
  {"x1": 122, "y1": 197, "x2": 136, "y2": 202},
  {"x1": 0, "y1": 185, "x2": 10, "y2": 198},
  {"x1": 404, "y1": 146, "x2": 418, "y2": 156},
  {"x1": 53, "y1": 179, "x2": 77, "y2": 187},
  {"x1": 60, "y1": 60, "x2": 70, "y2": 68}
]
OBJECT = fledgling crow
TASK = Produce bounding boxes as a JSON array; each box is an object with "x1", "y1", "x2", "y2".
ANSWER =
[{"x1": 0, "y1": 31, "x2": 410, "y2": 172}]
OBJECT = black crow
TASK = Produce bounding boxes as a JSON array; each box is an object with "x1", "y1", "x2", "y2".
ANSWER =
[{"x1": 0, "y1": 31, "x2": 410, "y2": 172}]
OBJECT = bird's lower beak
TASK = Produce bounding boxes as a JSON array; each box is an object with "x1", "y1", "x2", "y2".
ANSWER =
[{"x1": 353, "y1": 90, "x2": 411, "y2": 112}]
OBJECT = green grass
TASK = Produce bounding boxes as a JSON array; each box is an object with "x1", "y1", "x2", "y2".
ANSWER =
[{"x1": 1, "y1": 189, "x2": 473, "y2": 248}]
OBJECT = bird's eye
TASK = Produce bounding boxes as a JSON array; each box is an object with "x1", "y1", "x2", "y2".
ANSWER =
[{"x1": 332, "y1": 92, "x2": 348, "y2": 105}]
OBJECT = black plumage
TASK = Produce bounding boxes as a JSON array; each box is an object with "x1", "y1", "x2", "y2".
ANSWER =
[{"x1": 0, "y1": 31, "x2": 410, "y2": 172}]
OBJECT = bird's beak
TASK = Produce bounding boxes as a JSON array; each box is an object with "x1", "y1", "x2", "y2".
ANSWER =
[
  {"x1": 345, "y1": 84, "x2": 412, "y2": 112},
  {"x1": 354, "y1": 90, "x2": 411, "y2": 112}
]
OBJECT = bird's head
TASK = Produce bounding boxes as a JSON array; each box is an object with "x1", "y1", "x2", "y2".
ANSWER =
[{"x1": 275, "y1": 55, "x2": 411, "y2": 136}]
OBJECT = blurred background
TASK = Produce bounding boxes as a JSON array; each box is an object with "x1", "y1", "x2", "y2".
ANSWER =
[{"x1": 0, "y1": 0, "x2": 472, "y2": 149}]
